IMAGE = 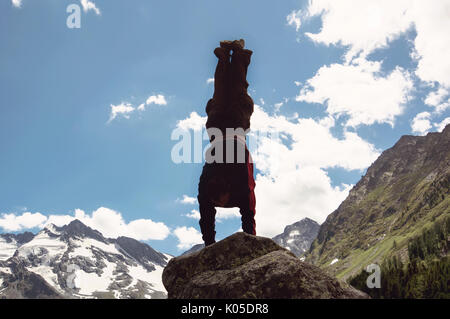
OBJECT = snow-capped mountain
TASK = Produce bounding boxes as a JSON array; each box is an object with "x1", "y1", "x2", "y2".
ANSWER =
[
  {"x1": 0, "y1": 232, "x2": 34, "y2": 261},
  {"x1": 272, "y1": 218, "x2": 320, "y2": 257},
  {"x1": 0, "y1": 220, "x2": 171, "y2": 299}
]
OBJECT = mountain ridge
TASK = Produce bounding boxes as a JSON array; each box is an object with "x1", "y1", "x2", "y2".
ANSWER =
[
  {"x1": 0, "y1": 219, "x2": 171, "y2": 299},
  {"x1": 307, "y1": 124, "x2": 450, "y2": 280}
]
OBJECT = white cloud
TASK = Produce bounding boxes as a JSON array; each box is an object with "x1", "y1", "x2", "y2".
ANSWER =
[
  {"x1": 178, "y1": 195, "x2": 197, "y2": 205},
  {"x1": 251, "y1": 105, "x2": 379, "y2": 171},
  {"x1": 247, "y1": 105, "x2": 380, "y2": 236},
  {"x1": 137, "y1": 94, "x2": 168, "y2": 112},
  {"x1": 72, "y1": 207, "x2": 170, "y2": 240},
  {"x1": 255, "y1": 167, "x2": 352, "y2": 236},
  {"x1": 109, "y1": 94, "x2": 167, "y2": 121},
  {"x1": 0, "y1": 212, "x2": 47, "y2": 232},
  {"x1": 296, "y1": 59, "x2": 413, "y2": 127},
  {"x1": 300, "y1": 0, "x2": 414, "y2": 62},
  {"x1": 425, "y1": 87, "x2": 450, "y2": 113},
  {"x1": 108, "y1": 102, "x2": 135, "y2": 122},
  {"x1": 183, "y1": 208, "x2": 239, "y2": 221},
  {"x1": 434, "y1": 117, "x2": 450, "y2": 132},
  {"x1": 293, "y1": 0, "x2": 450, "y2": 88},
  {"x1": 206, "y1": 78, "x2": 215, "y2": 85},
  {"x1": 274, "y1": 102, "x2": 284, "y2": 111},
  {"x1": 173, "y1": 226, "x2": 203, "y2": 250},
  {"x1": 184, "y1": 209, "x2": 200, "y2": 220},
  {"x1": 287, "y1": 9, "x2": 302, "y2": 32},
  {"x1": 411, "y1": 1, "x2": 450, "y2": 88},
  {"x1": 11, "y1": 0, "x2": 22, "y2": 8},
  {"x1": 176, "y1": 105, "x2": 379, "y2": 237},
  {"x1": 176, "y1": 111, "x2": 206, "y2": 132},
  {"x1": 80, "y1": 0, "x2": 101, "y2": 15},
  {"x1": 215, "y1": 207, "x2": 240, "y2": 220},
  {"x1": 146, "y1": 94, "x2": 167, "y2": 106},
  {"x1": 0, "y1": 207, "x2": 170, "y2": 241},
  {"x1": 411, "y1": 112, "x2": 432, "y2": 135}
]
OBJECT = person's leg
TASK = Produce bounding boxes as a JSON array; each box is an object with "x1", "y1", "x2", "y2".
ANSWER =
[
  {"x1": 197, "y1": 163, "x2": 218, "y2": 246},
  {"x1": 213, "y1": 47, "x2": 231, "y2": 103},
  {"x1": 198, "y1": 195, "x2": 217, "y2": 246},
  {"x1": 230, "y1": 48, "x2": 253, "y2": 97},
  {"x1": 235, "y1": 147, "x2": 256, "y2": 235},
  {"x1": 239, "y1": 190, "x2": 256, "y2": 235}
]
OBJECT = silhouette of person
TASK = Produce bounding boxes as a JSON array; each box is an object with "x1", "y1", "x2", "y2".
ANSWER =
[{"x1": 197, "y1": 40, "x2": 256, "y2": 246}]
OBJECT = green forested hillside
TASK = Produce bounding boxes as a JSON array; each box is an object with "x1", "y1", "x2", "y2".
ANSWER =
[
  {"x1": 307, "y1": 125, "x2": 450, "y2": 297},
  {"x1": 349, "y1": 216, "x2": 449, "y2": 298}
]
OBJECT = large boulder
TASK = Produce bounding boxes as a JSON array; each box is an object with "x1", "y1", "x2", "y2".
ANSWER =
[{"x1": 162, "y1": 232, "x2": 368, "y2": 299}]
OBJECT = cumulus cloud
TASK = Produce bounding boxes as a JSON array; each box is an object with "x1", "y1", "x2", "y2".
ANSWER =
[
  {"x1": 184, "y1": 208, "x2": 240, "y2": 221},
  {"x1": 108, "y1": 102, "x2": 135, "y2": 122},
  {"x1": 176, "y1": 104, "x2": 379, "y2": 237},
  {"x1": 206, "y1": 78, "x2": 215, "y2": 85},
  {"x1": 71, "y1": 207, "x2": 170, "y2": 240},
  {"x1": 176, "y1": 111, "x2": 206, "y2": 131},
  {"x1": 109, "y1": 94, "x2": 167, "y2": 122},
  {"x1": 173, "y1": 226, "x2": 203, "y2": 250},
  {"x1": 80, "y1": 0, "x2": 101, "y2": 15},
  {"x1": 248, "y1": 105, "x2": 379, "y2": 236},
  {"x1": 178, "y1": 195, "x2": 197, "y2": 205},
  {"x1": 411, "y1": 1, "x2": 450, "y2": 88},
  {"x1": 0, "y1": 212, "x2": 47, "y2": 232},
  {"x1": 291, "y1": 0, "x2": 450, "y2": 93},
  {"x1": 425, "y1": 87, "x2": 450, "y2": 113},
  {"x1": 255, "y1": 167, "x2": 352, "y2": 236},
  {"x1": 11, "y1": 0, "x2": 22, "y2": 8},
  {"x1": 0, "y1": 207, "x2": 170, "y2": 241},
  {"x1": 298, "y1": 0, "x2": 414, "y2": 62},
  {"x1": 250, "y1": 105, "x2": 379, "y2": 171},
  {"x1": 141, "y1": 94, "x2": 167, "y2": 110},
  {"x1": 184, "y1": 209, "x2": 200, "y2": 220},
  {"x1": 215, "y1": 207, "x2": 240, "y2": 220},
  {"x1": 434, "y1": 117, "x2": 450, "y2": 132},
  {"x1": 296, "y1": 59, "x2": 413, "y2": 127},
  {"x1": 137, "y1": 94, "x2": 167, "y2": 111},
  {"x1": 411, "y1": 112, "x2": 432, "y2": 135},
  {"x1": 287, "y1": 9, "x2": 302, "y2": 32}
]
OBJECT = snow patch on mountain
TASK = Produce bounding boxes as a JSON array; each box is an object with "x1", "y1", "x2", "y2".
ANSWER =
[{"x1": 0, "y1": 220, "x2": 171, "y2": 299}]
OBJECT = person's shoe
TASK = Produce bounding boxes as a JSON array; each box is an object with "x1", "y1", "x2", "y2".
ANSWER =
[
  {"x1": 214, "y1": 47, "x2": 230, "y2": 60},
  {"x1": 234, "y1": 39, "x2": 245, "y2": 50},
  {"x1": 220, "y1": 39, "x2": 245, "y2": 51},
  {"x1": 205, "y1": 240, "x2": 216, "y2": 247}
]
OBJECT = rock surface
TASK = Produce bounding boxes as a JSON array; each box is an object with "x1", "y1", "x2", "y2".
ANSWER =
[{"x1": 163, "y1": 232, "x2": 368, "y2": 299}]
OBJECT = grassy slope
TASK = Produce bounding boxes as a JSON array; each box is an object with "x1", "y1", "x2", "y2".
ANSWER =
[{"x1": 309, "y1": 166, "x2": 450, "y2": 281}]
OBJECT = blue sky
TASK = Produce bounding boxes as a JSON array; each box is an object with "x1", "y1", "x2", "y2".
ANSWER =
[{"x1": 1, "y1": 0, "x2": 449, "y2": 255}]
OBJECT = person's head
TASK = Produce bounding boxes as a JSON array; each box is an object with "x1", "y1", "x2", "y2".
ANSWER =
[{"x1": 207, "y1": 175, "x2": 231, "y2": 206}]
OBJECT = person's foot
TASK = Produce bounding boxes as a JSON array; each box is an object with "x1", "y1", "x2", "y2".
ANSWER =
[
  {"x1": 214, "y1": 47, "x2": 230, "y2": 60},
  {"x1": 220, "y1": 39, "x2": 245, "y2": 51},
  {"x1": 205, "y1": 240, "x2": 216, "y2": 247}
]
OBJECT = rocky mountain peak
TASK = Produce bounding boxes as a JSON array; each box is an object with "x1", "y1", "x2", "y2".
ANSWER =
[
  {"x1": 57, "y1": 219, "x2": 106, "y2": 242},
  {"x1": 0, "y1": 232, "x2": 34, "y2": 245},
  {"x1": 272, "y1": 218, "x2": 320, "y2": 257},
  {"x1": 116, "y1": 236, "x2": 169, "y2": 268}
]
